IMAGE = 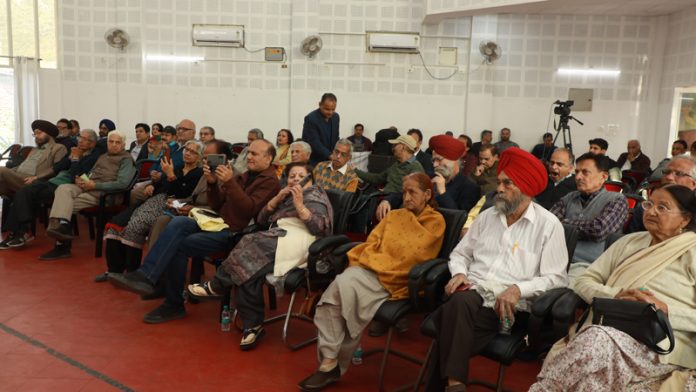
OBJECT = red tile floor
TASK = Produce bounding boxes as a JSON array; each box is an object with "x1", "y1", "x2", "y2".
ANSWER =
[{"x1": 0, "y1": 222, "x2": 542, "y2": 391}]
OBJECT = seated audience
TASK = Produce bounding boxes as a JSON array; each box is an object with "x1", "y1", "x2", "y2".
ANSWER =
[
  {"x1": 588, "y1": 138, "x2": 619, "y2": 168},
  {"x1": 313, "y1": 139, "x2": 359, "y2": 193},
  {"x1": 616, "y1": 139, "x2": 651, "y2": 173},
  {"x1": 530, "y1": 184, "x2": 696, "y2": 392},
  {"x1": 96, "y1": 140, "x2": 204, "y2": 282},
  {"x1": 530, "y1": 132, "x2": 556, "y2": 164},
  {"x1": 429, "y1": 135, "x2": 480, "y2": 211},
  {"x1": 107, "y1": 139, "x2": 280, "y2": 323},
  {"x1": 276, "y1": 141, "x2": 312, "y2": 182},
  {"x1": 356, "y1": 135, "x2": 424, "y2": 220},
  {"x1": 691, "y1": 141, "x2": 696, "y2": 158},
  {"x1": 470, "y1": 129, "x2": 492, "y2": 157},
  {"x1": 41, "y1": 130, "x2": 136, "y2": 260},
  {"x1": 188, "y1": 162, "x2": 333, "y2": 349},
  {"x1": 550, "y1": 153, "x2": 628, "y2": 280},
  {"x1": 55, "y1": 118, "x2": 76, "y2": 150},
  {"x1": 536, "y1": 148, "x2": 576, "y2": 209},
  {"x1": 69, "y1": 119, "x2": 80, "y2": 137},
  {"x1": 470, "y1": 144, "x2": 499, "y2": 194},
  {"x1": 493, "y1": 127, "x2": 519, "y2": 154},
  {"x1": 407, "y1": 128, "x2": 435, "y2": 177},
  {"x1": 273, "y1": 128, "x2": 294, "y2": 167},
  {"x1": 232, "y1": 128, "x2": 264, "y2": 174},
  {"x1": 627, "y1": 156, "x2": 696, "y2": 233},
  {"x1": 151, "y1": 123, "x2": 163, "y2": 137},
  {"x1": 425, "y1": 147, "x2": 568, "y2": 391},
  {"x1": 347, "y1": 123, "x2": 372, "y2": 152},
  {"x1": 98, "y1": 119, "x2": 116, "y2": 139},
  {"x1": 172, "y1": 119, "x2": 197, "y2": 168},
  {"x1": 297, "y1": 172, "x2": 445, "y2": 391},
  {"x1": 672, "y1": 139, "x2": 688, "y2": 157},
  {"x1": 0, "y1": 120, "x2": 67, "y2": 196},
  {"x1": 199, "y1": 126, "x2": 215, "y2": 143},
  {"x1": 129, "y1": 123, "x2": 150, "y2": 161},
  {"x1": 0, "y1": 129, "x2": 101, "y2": 249},
  {"x1": 456, "y1": 134, "x2": 478, "y2": 177}
]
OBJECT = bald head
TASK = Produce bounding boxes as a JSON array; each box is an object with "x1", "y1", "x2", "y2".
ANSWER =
[
  {"x1": 177, "y1": 119, "x2": 196, "y2": 143},
  {"x1": 627, "y1": 139, "x2": 641, "y2": 156}
]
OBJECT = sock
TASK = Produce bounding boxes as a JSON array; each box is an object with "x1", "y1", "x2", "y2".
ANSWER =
[{"x1": 59, "y1": 218, "x2": 71, "y2": 226}]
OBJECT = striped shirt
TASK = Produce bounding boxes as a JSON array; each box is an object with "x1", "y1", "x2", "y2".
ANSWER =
[{"x1": 449, "y1": 202, "x2": 568, "y2": 309}]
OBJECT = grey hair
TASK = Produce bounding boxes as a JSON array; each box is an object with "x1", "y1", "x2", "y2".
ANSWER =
[
  {"x1": 184, "y1": 140, "x2": 205, "y2": 161},
  {"x1": 670, "y1": 156, "x2": 696, "y2": 178},
  {"x1": 554, "y1": 147, "x2": 575, "y2": 165},
  {"x1": 291, "y1": 140, "x2": 312, "y2": 154},
  {"x1": 107, "y1": 130, "x2": 126, "y2": 144},
  {"x1": 335, "y1": 138, "x2": 353, "y2": 156},
  {"x1": 81, "y1": 128, "x2": 98, "y2": 142},
  {"x1": 248, "y1": 128, "x2": 264, "y2": 139}
]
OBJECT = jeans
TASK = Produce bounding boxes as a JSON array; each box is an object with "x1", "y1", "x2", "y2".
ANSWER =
[{"x1": 138, "y1": 216, "x2": 233, "y2": 307}]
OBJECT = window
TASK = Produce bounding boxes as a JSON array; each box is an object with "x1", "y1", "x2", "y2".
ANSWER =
[{"x1": 0, "y1": 0, "x2": 57, "y2": 69}]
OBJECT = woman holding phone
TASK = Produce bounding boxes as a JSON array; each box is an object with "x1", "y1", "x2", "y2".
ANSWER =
[{"x1": 188, "y1": 162, "x2": 332, "y2": 350}]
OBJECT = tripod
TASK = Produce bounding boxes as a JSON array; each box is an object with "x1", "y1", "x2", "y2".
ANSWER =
[{"x1": 552, "y1": 114, "x2": 583, "y2": 155}]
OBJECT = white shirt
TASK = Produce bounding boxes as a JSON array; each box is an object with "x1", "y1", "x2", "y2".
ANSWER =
[
  {"x1": 448, "y1": 202, "x2": 568, "y2": 309},
  {"x1": 330, "y1": 162, "x2": 349, "y2": 175}
]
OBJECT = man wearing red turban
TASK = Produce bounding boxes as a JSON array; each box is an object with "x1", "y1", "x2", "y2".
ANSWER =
[
  {"x1": 425, "y1": 147, "x2": 569, "y2": 391},
  {"x1": 428, "y1": 135, "x2": 480, "y2": 211}
]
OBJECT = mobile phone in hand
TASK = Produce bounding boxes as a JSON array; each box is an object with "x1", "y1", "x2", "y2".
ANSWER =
[
  {"x1": 298, "y1": 174, "x2": 312, "y2": 188},
  {"x1": 206, "y1": 154, "x2": 226, "y2": 171}
]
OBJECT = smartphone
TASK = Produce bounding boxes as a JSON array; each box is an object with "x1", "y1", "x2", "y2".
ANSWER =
[
  {"x1": 206, "y1": 154, "x2": 227, "y2": 171},
  {"x1": 164, "y1": 146, "x2": 171, "y2": 160},
  {"x1": 298, "y1": 174, "x2": 312, "y2": 188}
]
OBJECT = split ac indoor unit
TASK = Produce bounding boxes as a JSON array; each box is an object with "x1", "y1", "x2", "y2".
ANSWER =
[
  {"x1": 366, "y1": 32, "x2": 420, "y2": 53},
  {"x1": 192, "y1": 24, "x2": 245, "y2": 47}
]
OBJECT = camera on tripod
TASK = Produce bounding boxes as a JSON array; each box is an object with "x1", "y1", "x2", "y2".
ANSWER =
[{"x1": 553, "y1": 100, "x2": 574, "y2": 117}]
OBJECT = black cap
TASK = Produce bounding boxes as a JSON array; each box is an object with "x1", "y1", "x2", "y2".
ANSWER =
[{"x1": 31, "y1": 120, "x2": 59, "y2": 139}]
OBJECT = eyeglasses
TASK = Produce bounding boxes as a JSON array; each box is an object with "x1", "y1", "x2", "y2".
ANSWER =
[
  {"x1": 641, "y1": 200, "x2": 684, "y2": 215},
  {"x1": 662, "y1": 169, "x2": 694, "y2": 179}
]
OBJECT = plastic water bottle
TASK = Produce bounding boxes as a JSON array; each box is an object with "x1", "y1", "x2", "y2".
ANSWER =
[
  {"x1": 351, "y1": 345, "x2": 363, "y2": 365},
  {"x1": 221, "y1": 305, "x2": 231, "y2": 332}
]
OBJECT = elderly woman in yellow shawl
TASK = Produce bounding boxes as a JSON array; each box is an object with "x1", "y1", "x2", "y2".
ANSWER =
[
  {"x1": 298, "y1": 172, "x2": 446, "y2": 391},
  {"x1": 530, "y1": 184, "x2": 696, "y2": 391}
]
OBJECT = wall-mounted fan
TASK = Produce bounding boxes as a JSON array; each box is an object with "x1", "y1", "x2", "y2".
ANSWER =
[
  {"x1": 479, "y1": 40, "x2": 501, "y2": 64},
  {"x1": 104, "y1": 28, "x2": 130, "y2": 51},
  {"x1": 300, "y1": 35, "x2": 323, "y2": 58}
]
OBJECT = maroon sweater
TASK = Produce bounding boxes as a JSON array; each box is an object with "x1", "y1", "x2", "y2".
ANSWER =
[{"x1": 207, "y1": 166, "x2": 280, "y2": 231}]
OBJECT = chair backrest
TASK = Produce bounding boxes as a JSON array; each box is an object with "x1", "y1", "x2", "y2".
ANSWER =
[
  {"x1": 367, "y1": 154, "x2": 395, "y2": 173},
  {"x1": 135, "y1": 159, "x2": 157, "y2": 181},
  {"x1": 6, "y1": 146, "x2": 33, "y2": 168},
  {"x1": 324, "y1": 189, "x2": 355, "y2": 235},
  {"x1": 562, "y1": 223, "x2": 579, "y2": 263},
  {"x1": 624, "y1": 193, "x2": 643, "y2": 210},
  {"x1": 0, "y1": 143, "x2": 21, "y2": 160},
  {"x1": 436, "y1": 208, "x2": 468, "y2": 258},
  {"x1": 604, "y1": 181, "x2": 627, "y2": 193}
]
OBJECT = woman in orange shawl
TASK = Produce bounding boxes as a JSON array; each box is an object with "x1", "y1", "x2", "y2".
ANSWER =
[{"x1": 299, "y1": 172, "x2": 446, "y2": 391}]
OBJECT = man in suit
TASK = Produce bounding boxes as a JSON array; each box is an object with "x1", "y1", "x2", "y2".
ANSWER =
[
  {"x1": 407, "y1": 129, "x2": 435, "y2": 177},
  {"x1": 536, "y1": 148, "x2": 577, "y2": 209},
  {"x1": 302, "y1": 93, "x2": 339, "y2": 165},
  {"x1": 616, "y1": 139, "x2": 651, "y2": 173}
]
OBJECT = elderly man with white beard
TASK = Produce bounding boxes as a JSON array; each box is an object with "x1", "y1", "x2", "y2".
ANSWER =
[{"x1": 429, "y1": 135, "x2": 481, "y2": 212}]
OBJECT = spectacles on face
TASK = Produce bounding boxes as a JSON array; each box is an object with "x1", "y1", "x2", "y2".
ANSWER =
[
  {"x1": 641, "y1": 200, "x2": 686, "y2": 215},
  {"x1": 663, "y1": 169, "x2": 694, "y2": 179}
]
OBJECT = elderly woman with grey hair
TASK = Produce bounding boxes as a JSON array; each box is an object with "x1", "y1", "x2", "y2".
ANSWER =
[{"x1": 97, "y1": 140, "x2": 206, "y2": 282}]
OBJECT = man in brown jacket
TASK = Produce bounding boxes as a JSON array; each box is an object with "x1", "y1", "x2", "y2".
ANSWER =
[
  {"x1": 0, "y1": 120, "x2": 67, "y2": 196},
  {"x1": 108, "y1": 139, "x2": 280, "y2": 324}
]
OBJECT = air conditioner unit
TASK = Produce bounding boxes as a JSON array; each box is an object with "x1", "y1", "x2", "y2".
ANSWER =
[
  {"x1": 192, "y1": 24, "x2": 244, "y2": 47},
  {"x1": 366, "y1": 32, "x2": 420, "y2": 53}
]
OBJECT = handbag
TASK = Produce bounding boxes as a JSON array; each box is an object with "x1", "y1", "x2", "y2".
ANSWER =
[
  {"x1": 188, "y1": 207, "x2": 229, "y2": 232},
  {"x1": 576, "y1": 297, "x2": 675, "y2": 355}
]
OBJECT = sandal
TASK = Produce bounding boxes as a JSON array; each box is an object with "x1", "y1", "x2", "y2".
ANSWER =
[
  {"x1": 186, "y1": 281, "x2": 222, "y2": 300},
  {"x1": 240, "y1": 325, "x2": 266, "y2": 351}
]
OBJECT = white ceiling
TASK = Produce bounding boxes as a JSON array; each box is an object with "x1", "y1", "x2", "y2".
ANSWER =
[{"x1": 425, "y1": 0, "x2": 696, "y2": 23}]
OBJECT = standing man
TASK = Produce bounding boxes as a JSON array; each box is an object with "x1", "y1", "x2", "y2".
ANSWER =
[
  {"x1": 535, "y1": 148, "x2": 576, "y2": 210},
  {"x1": 493, "y1": 128, "x2": 519, "y2": 154},
  {"x1": 129, "y1": 123, "x2": 150, "y2": 161},
  {"x1": 347, "y1": 123, "x2": 372, "y2": 152},
  {"x1": 531, "y1": 132, "x2": 556, "y2": 164},
  {"x1": 302, "y1": 93, "x2": 339, "y2": 165},
  {"x1": 407, "y1": 129, "x2": 435, "y2": 177},
  {"x1": 616, "y1": 139, "x2": 651, "y2": 173}
]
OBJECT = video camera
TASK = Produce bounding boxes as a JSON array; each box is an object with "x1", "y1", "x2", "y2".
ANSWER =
[{"x1": 553, "y1": 100, "x2": 574, "y2": 117}]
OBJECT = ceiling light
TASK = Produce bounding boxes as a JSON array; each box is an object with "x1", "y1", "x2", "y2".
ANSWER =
[
  {"x1": 557, "y1": 68, "x2": 620, "y2": 76},
  {"x1": 146, "y1": 55, "x2": 205, "y2": 63}
]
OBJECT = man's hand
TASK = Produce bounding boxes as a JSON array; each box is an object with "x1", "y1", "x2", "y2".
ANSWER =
[
  {"x1": 77, "y1": 179, "x2": 97, "y2": 191},
  {"x1": 215, "y1": 165, "x2": 234, "y2": 184},
  {"x1": 615, "y1": 288, "x2": 669, "y2": 315},
  {"x1": 177, "y1": 204, "x2": 194, "y2": 216},
  {"x1": 445, "y1": 273, "x2": 471, "y2": 296},
  {"x1": 203, "y1": 165, "x2": 216, "y2": 184},
  {"x1": 70, "y1": 147, "x2": 82, "y2": 160},
  {"x1": 494, "y1": 285, "x2": 521, "y2": 322},
  {"x1": 432, "y1": 173, "x2": 447, "y2": 195},
  {"x1": 473, "y1": 164, "x2": 485, "y2": 176},
  {"x1": 23, "y1": 176, "x2": 37, "y2": 185},
  {"x1": 144, "y1": 184, "x2": 155, "y2": 197},
  {"x1": 376, "y1": 200, "x2": 391, "y2": 221}
]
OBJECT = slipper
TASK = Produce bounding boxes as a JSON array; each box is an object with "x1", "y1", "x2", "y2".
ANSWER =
[
  {"x1": 186, "y1": 281, "x2": 222, "y2": 300},
  {"x1": 240, "y1": 325, "x2": 265, "y2": 351}
]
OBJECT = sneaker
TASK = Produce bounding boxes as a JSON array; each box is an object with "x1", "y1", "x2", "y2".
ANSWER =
[
  {"x1": 7, "y1": 233, "x2": 34, "y2": 249},
  {"x1": 46, "y1": 223, "x2": 74, "y2": 241},
  {"x1": 38, "y1": 246, "x2": 71, "y2": 261},
  {"x1": 143, "y1": 303, "x2": 186, "y2": 324},
  {"x1": 0, "y1": 235, "x2": 15, "y2": 250}
]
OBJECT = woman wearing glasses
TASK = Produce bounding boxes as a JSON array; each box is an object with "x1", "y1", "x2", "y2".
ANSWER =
[{"x1": 530, "y1": 184, "x2": 696, "y2": 391}]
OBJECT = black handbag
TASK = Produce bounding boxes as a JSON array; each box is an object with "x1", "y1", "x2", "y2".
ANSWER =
[{"x1": 576, "y1": 297, "x2": 675, "y2": 355}]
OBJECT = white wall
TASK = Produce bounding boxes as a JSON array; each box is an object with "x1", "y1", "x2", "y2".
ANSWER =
[{"x1": 38, "y1": 0, "x2": 694, "y2": 163}]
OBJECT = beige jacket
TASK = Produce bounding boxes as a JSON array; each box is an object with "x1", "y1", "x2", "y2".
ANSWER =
[{"x1": 16, "y1": 140, "x2": 68, "y2": 180}]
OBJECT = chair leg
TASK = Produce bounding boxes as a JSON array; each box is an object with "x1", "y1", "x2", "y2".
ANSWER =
[
  {"x1": 377, "y1": 327, "x2": 395, "y2": 392},
  {"x1": 468, "y1": 363, "x2": 512, "y2": 392},
  {"x1": 71, "y1": 215, "x2": 79, "y2": 236},
  {"x1": 495, "y1": 364, "x2": 506, "y2": 392},
  {"x1": 87, "y1": 216, "x2": 95, "y2": 240},
  {"x1": 412, "y1": 340, "x2": 434, "y2": 392},
  {"x1": 263, "y1": 289, "x2": 317, "y2": 351}
]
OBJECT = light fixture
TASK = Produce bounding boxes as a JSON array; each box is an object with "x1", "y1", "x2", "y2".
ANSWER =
[
  {"x1": 146, "y1": 55, "x2": 205, "y2": 63},
  {"x1": 557, "y1": 68, "x2": 620, "y2": 76}
]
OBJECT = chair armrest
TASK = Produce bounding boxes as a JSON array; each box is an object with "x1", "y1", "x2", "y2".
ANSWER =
[
  {"x1": 408, "y1": 258, "x2": 448, "y2": 311},
  {"x1": 552, "y1": 290, "x2": 588, "y2": 323},
  {"x1": 308, "y1": 235, "x2": 350, "y2": 256},
  {"x1": 531, "y1": 287, "x2": 572, "y2": 318}
]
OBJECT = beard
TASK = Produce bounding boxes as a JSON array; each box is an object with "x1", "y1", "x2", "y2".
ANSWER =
[
  {"x1": 434, "y1": 163, "x2": 454, "y2": 181},
  {"x1": 493, "y1": 191, "x2": 526, "y2": 215}
]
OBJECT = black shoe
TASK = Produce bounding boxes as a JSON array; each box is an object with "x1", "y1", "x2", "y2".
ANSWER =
[
  {"x1": 298, "y1": 365, "x2": 341, "y2": 392},
  {"x1": 7, "y1": 234, "x2": 32, "y2": 248},
  {"x1": 38, "y1": 246, "x2": 71, "y2": 261},
  {"x1": 46, "y1": 223, "x2": 74, "y2": 241},
  {"x1": 140, "y1": 285, "x2": 165, "y2": 301},
  {"x1": 0, "y1": 235, "x2": 14, "y2": 250},
  {"x1": 94, "y1": 273, "x2": 109, "y2": 283},
  {"x1": 143, "y1": 303, "x2": 186, "y2": 324},
  {"x1": 108, "y1": 271, "x2": 155, "y2": 296}
]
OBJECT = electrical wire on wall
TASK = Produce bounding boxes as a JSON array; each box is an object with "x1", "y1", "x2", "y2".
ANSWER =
[{"x1": 417, "y1": 51, "x2": 459, "y2": 80}]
